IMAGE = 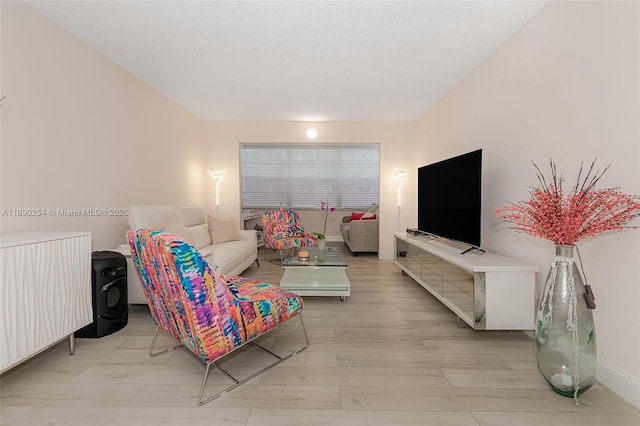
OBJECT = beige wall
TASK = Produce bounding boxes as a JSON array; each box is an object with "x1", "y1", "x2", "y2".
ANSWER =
[
  {"x1": 203, "y1": 121, "x2": 415, "y2": 259},
  {"x1": 0, "y1": 2, "x2": 205, "y2": 250},
  {"x1": 414, "y1": 1, "x2": 640, "y2": 405},
  {"x1": 2, "y1": 0, "x2": 638, "y2": 407}
]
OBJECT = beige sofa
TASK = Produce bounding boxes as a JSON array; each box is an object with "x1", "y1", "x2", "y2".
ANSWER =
[
  {"x1": 114, "y1": 205, "x2": 258, "y2": 304},
  {"x1": 340, "y1": 216, "x2": 379, "y2": 254},
  {"x1": 339, "y1": 204, "x2": 380, "y2": 254}
]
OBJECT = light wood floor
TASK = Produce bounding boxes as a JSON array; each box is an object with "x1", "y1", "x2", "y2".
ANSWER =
[{"x1": 2, "y1": 244, "x2": 639, "y2": 425}]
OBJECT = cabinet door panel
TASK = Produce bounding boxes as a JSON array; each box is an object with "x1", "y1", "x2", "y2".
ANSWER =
[
  {"x1": 395, "y1": 237, "x2": 408, "y2": 268},
  {"x1": 442, "y1": 261, "x2": 474, "y2": 320},
  {"x1": 443, "y1": 280, "x2": 474, "y2": 319},
  {"x1": 406, "y1": 244, "x2": 422, "y2": 278},
  {"x1": 421, "y1": 268, "x2": 442, "y2": 295},
  {"x1": 442, "y1": 262, "x2": 474, "y2": 296},
  {"x1": 422, "y1": 251, "x2": 442, "y2": 273},
  {"x1": 421, "y1": 252, "x2": 443, "y2": 295}
]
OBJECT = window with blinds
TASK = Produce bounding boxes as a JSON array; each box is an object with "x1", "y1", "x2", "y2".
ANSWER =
[{"x1": 240, "y1": 143, "x2": 380, "y2": 210}]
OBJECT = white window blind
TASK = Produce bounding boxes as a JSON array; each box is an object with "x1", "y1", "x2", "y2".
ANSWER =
[{"x1": 240, "y1": 143, "x2": 380, "y2": 210}]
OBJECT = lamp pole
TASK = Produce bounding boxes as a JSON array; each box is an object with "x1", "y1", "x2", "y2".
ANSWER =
[
  {"x1": 392, "y1": 168, "x2": 408, "y2": 206},
  {"x1": 207, "y1": 169, "x2": 227, "y2": 216}
]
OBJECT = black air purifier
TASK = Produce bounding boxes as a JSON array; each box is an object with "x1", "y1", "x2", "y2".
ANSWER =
[{"x1": 76, "y1": 251, "x2": 128, "y2": 338}]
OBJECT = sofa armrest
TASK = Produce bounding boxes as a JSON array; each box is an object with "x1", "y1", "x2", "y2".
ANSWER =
[
  {"x1": 346, "y1": 219, "x2": 379, "y2": 252},
  {"x1": 342, "y1": 216, "x2": 351, "y2": 224}
]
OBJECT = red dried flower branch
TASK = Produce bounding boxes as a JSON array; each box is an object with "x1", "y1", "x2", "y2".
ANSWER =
[{"x1": 495, "y1": 160, "x2": 640, "y2": 245}]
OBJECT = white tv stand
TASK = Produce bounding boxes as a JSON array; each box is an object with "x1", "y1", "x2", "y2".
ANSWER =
[{"x1": 394, "y1": 232, "x2": 537, "y2": 330}]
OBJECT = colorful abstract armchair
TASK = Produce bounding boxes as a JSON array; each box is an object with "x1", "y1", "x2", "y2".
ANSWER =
[
  {"x1": 262, "y1": 210, "x2": 317, "y2": 260},
  {"x1": 127, "y1": 229, "x2": 309, "y2": 405}
]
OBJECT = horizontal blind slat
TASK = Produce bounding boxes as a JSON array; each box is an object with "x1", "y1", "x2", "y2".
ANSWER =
[{"x1": 240, "y1": 144, "x2": 379, "y2": 209}]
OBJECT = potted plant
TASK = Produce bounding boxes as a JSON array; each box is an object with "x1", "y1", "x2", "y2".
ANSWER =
[
  {"x1": 313, "y1": 198, "x2": 336, "y2": 250},
  {"x1": 495, "y1": 159, "x2": 640, "y2": 404}
]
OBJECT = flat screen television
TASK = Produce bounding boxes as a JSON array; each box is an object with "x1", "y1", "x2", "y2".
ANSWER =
[{"x1": 417, "y1": 149, "x2": 482, "y2": 248}]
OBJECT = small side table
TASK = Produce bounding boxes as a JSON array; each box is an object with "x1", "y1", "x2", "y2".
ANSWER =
[{"x1": 280, "y1": 247, "x2": 350, "y2": 301}]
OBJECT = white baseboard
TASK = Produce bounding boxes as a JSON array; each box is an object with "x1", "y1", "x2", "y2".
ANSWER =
[
  {"x1": 597, "y1": 358, "x2": 640, "y2": 409},
  {"x1": 379, "y1": 251, "x2": 394, "y2": 260}
]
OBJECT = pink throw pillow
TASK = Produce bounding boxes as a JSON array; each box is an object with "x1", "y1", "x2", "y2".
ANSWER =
[{"x1": 350, "y1": 212, "x2": 377, "y2": 221}]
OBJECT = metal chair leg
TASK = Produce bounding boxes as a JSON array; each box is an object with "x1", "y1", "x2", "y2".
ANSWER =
[
  {"x1": 197, "y1": 313, "x2": 310, "y2": 405},
  {"x1": 149, "y1": 326, "x2": 183, "y2": 357}
]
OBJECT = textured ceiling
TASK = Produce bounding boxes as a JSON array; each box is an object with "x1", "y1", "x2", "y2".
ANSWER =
[{"x1": 28, "y1": 1, "x2": 547, "y2": 122}]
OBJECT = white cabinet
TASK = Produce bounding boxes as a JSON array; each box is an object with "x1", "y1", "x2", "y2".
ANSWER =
[
  {"x1": 394, "y1": 232, "x2": 537, "y2": 330},
  {"x1": 1, "y1": 231, "x2": 92, "y2": 372}
]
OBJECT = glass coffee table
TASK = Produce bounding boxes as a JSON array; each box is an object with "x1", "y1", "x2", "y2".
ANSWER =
[{"x1": 280, "y1": 247, "x2": 350, "y2": 300}]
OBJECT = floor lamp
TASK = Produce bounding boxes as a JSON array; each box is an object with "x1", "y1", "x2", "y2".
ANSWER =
[
  {"x1": 392, "y1": 168, "x2": 407, "y2": 206},
  {"x1": 207, "y1": 169, "x2": 226, "y2": 216},
  {"x1": 392, "y1": 168, "x2": 407, "y2": 229}
]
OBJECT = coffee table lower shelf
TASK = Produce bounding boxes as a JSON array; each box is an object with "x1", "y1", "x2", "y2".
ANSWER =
[{"x1": 280, "y1": 267, "x2": 350, "y2": 300}]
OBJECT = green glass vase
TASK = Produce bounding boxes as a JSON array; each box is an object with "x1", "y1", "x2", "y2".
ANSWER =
[{"x1": 535, "y1": 244, "x2": 596, "y2": 402}]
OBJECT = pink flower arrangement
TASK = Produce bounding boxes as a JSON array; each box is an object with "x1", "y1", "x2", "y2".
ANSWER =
[
  {"x1": 495, "y1": 160, "x2": 640, "y2": 245},
  {"x1": 314, "y1": 198, "x2": 336, "y2": 240}
]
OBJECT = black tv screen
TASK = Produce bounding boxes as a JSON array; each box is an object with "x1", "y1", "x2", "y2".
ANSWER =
[{"x1": 418, "y1": 149, "x2": 482, "y2": 248}]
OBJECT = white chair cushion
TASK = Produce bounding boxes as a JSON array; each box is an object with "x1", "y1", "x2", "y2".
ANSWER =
[
  {"x1": 176, "y1": 205, "x2": 206, "y2": 227},
  {"x1": 189, "y1": 224, "x2": 212, "y2": 250},
  {"x1": 220, "y1": 240, "x2": 257, "y2": 261},
  {"x1": 164, "y1": 220, "x2": 196, "y2": 246},
  {"x1": 128, "y1": 205, "x2": 177, "y2": 230},
  {"x1": 201, "y1": 244, "x2": 239, "y2": 274},
  {"x1": 207, "y1": 215, "x2": 241, "y2": 244},
  {"x1": 198, "y1": 249, "x2": 215, "y2": 267}
]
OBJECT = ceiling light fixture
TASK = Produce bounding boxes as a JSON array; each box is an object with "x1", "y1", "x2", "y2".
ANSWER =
[{"x1": 306, "y1": 128, "x2": 318, "y2": 140}]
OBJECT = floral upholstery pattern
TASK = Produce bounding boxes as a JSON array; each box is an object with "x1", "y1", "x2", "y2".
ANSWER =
[
  {"x1": 226, "y1": 276, "x2": 303, "y2": 340},
  {"x1": 127, "y1": 229, "x2": 304, "y2": 363},
  {"x1": 262, "y1": 210, "x2": 317, "y2": 250}
]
